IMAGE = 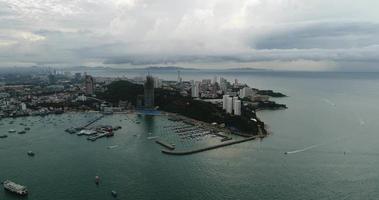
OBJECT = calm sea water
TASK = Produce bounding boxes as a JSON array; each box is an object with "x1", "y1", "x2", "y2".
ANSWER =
[{"x1": 2, "y1": 70, "x2": 379, "y2": 200}]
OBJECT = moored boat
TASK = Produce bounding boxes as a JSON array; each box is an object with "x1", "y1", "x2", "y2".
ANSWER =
[{"x1": 2, "y1": 180, "x2": 28, "y2": 196}]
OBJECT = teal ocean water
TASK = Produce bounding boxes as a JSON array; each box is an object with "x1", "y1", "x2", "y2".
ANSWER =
[{"x1": 2, "y1": 71, "x2": 379, "y2": 199}]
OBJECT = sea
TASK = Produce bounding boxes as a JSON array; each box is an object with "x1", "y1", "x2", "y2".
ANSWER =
[{"x1": 1, "y1": 70, "x2": 379, "y2": 200}]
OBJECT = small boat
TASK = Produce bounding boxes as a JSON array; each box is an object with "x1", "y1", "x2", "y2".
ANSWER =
[
  {"x1": 0, "y1": 134, "x2": 8, "y2": 138},
  {"x1": 18, "y1": 131, "x2": 26, "y2": 134},
  {"x1": 107, "y1": 145, "x2": 119, "y2": 149},
  {"x1": 147, "y1": 136, "x2": 158, "y2": 140},
  {"x1": 2, "y1": 180, "x2": 28, "y2": 196},
  {"x1": 25, "y1": 127, "x2": 31, "y2": 131},
  {"x1": 111, "y1": 190, "x2": 117, "y2": 197},
  {"x1": 95, "y1": 176, "x2": 100, "y2": 185},
  {"x1": 8, "y1": 129, "x2": 16, "y2": 133},
  {"x1": 27, "y1": 151, "x2": 35, "y2": 156}
]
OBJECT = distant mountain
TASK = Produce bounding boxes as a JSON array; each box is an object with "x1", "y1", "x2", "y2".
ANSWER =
[
  {"x1": 133, "y1": 66, "x2": 198, "y2": 71},
  {"x1": 226, "y1": 67, "x2": 269, "y2": 71},
  {"x1": 60, "y1": 66, "x2": 198, "y2": 71}
]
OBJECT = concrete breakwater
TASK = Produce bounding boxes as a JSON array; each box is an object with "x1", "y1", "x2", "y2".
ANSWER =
[{"x1": 161, "y1": 136, "x2": 258, "y2": 155}]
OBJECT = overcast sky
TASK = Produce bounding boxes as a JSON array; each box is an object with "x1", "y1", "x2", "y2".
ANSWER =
[{"x1": 1, "y1": 0, "x2": 379, "y2": 71}]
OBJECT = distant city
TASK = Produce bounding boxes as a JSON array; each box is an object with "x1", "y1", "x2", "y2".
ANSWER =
[{"x1": 0, "y1": 68, "x2": 285, "y2": 120}]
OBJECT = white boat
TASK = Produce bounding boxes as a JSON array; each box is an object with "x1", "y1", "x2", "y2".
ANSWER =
[
  {"x1": 77, "y1": 129, "x2": 97, "y2": 136},
  {"x1": 2, "y1": 180, "x2": 28, "y2": 196},
  {"x1": 8, "y1": 129, "x2": 16, "y2": 133}
]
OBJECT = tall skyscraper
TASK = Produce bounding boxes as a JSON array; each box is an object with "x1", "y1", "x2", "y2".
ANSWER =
[
  {"x1": 154, "y1": 77, "x2": 162, "y2": 88},
  {"x1": 177, "y1": 70, "x2": 182, "y2": 83},
  {"x1": 144, "y1": 75, "x2": 155, "y2": 109},
  {"x1": 212, "y1": 76, "x2": 218, "y2": 85},
  {"x1": 223, "y1": 95, "x2": 241, "y2": 115},
  {"x1": 233, "y1": 99, "x2": 241, "y2": 116},
  {"x1": 222, "y1": 95, "x2": 228, "y2": 110},
  {"x1": 226, "y1": 96, "x2": 233, "y2": 114},
  {"x1": 191, "y1": 81, "x2": 200, "y2": 98},
  {"x1": 84, "y1": 75, "x2": 94, "y2": 95}
]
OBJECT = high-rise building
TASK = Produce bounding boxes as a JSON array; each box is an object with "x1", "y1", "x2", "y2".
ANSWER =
[
  {"x1": 154, "y1": 77, "x2": 162, "y2": 88},
  {"x1": 212, "y1": 76, "x2": 218, "y2": 85},
  {"x1": 177, "y1": 70, "x2": 182, "y2": 83},
  {"x1": 84, "y1": 75, "x2": 94, "y2": 95},
  {"x1": 226, "y1": 96, "x2": 233, "y2": 114},
  {"x1": 222, "y1": 95, "x2": 229, "y2": 110},
  {"x1": 220, "y1": 77, "x2": 228, "y2": 92},
  {"x1": 223, "y1": 95, "x2": 241, "y2": 115},
  {"x1": 233, "y1": 99, "x2": 241, "y2": 116},
  {"x1": 191, "y1": 81, "x2": 200, "y2": 98},
  {"x1": 240, "y1": 87, "x2": 254, "y2": 98},
  {"x1": 144, "y1": 75, "x2": 155, "y2": 109}
]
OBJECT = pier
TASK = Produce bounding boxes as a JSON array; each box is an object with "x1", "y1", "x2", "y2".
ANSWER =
[
  {"x1": 87, "y1": 132, "x2": 108, "y2": 141},
  {"x1": 155, "y1": 140, "x2": 175, "y2": 150},
  {"x1": 78, "y1": 115, "x2": 104, "y2": 130},
  {"x1": 161, "y1": 136, "x2": 258, "y2": 155}
]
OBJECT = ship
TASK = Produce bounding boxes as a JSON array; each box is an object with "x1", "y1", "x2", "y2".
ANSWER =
[{"x1": 2, "y1": 180, "x2": 28, "y2": 196}]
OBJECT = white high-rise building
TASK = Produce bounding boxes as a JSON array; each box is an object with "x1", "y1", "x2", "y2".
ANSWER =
[
  {"x1": 153, "y1": 77, "x2": 162, "y2": 88},
  {"x1": 191, "y1": 81, "x2": 200, "y2": 98},
  {"x1": 226, "y1": 96, "x2": 233, "y2": 114},
  {"x1": 21, "y1": 103, "x2": 27, "y2": 111},
  {"x1": 233, "y1": 100, "x2": 241, "y2": 116},
  {"x1": 222, "y1": 95, "x2": 229, "y2": 110},
  {"x1": 240, "y1": 87, "x2": 254, "y2": 98}
]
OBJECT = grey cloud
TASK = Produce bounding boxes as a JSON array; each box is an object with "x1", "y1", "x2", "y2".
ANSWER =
[
  {"x1": 254, "y1": 22, "x2": 379, "y2": 50},
  {"x1": 1, "y1": 0, "x2": 379, "y2": 70}
]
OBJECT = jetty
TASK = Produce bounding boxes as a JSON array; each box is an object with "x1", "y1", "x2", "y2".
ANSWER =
[
  {"x1": 87, "y1": 132, "x2": 108, "y2": 141},
  {"x1": 78, "y1": 115, "x2": 104, "y2": 130},
  {"x1": 161, "y1": 136, "x2": 258, "y2": 155},
  {"x1": 155, "y1": 140, "x2": 175, "y2": 150}
]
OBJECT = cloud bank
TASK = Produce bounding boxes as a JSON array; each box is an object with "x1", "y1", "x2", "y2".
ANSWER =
[{"x1": 1, "y1": 0, "x2": 379, "y2": 70}]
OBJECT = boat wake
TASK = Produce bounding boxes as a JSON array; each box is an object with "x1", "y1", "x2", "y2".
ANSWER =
[
  {"x1": 107, "y1": 145, "x2": 118, "y2": 149},
  {"x1": 285, "y1": 144, "x2": 323, "y2": 154},
  {"x1": 322, "y1": 98, "x2": 336, "y2": 107},
  {"x1": 285, "y1": 136, "x2": 350, "y2": 155}
]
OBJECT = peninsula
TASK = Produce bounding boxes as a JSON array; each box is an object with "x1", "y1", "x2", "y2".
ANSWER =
[{"x1": 96, "y1": 75, "x2": 287, "y2": 136}]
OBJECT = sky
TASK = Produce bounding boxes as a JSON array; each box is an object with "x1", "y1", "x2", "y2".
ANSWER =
[{"x1": 1, "y1": 0, "x2": 379, "y2": 71}]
